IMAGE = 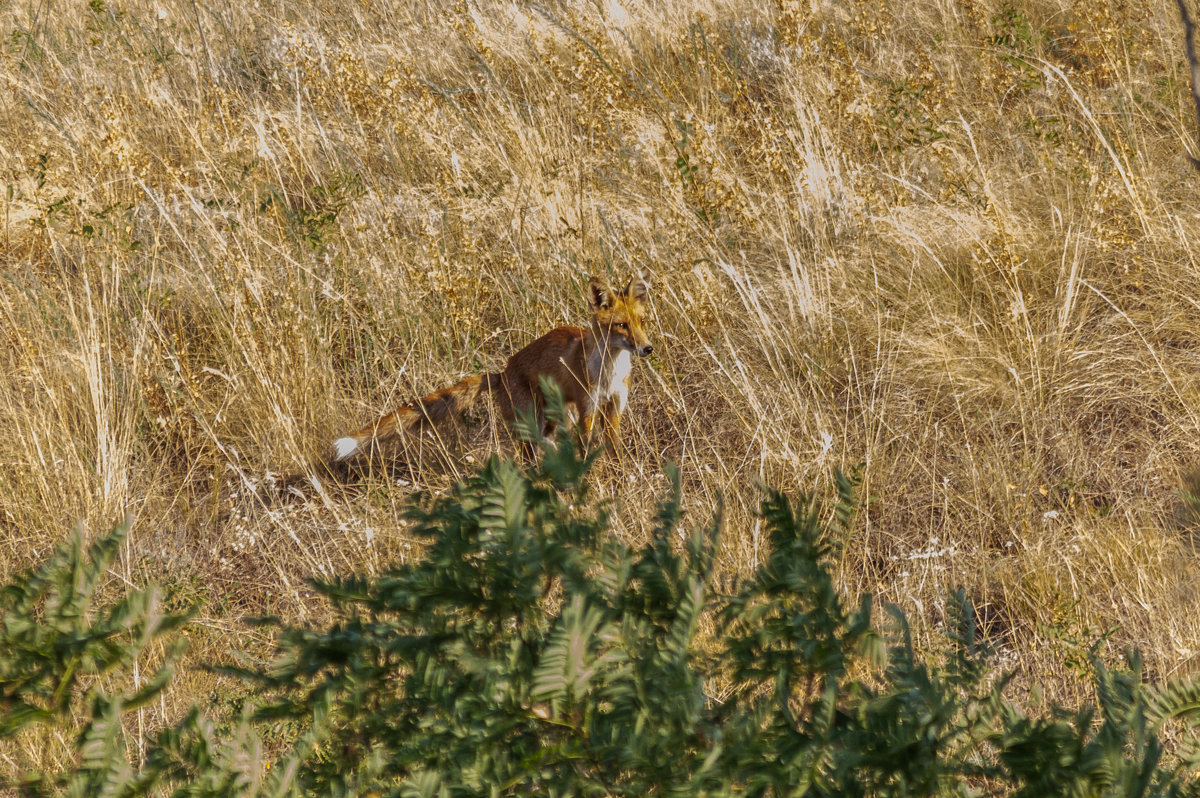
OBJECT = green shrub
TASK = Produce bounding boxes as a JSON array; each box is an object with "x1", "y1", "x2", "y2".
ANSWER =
[
  {"x1": 7, "y1": 430, "x2": 1200, "y2": 795},
  {"x1": 238, "y1": 429, "x2": 1200, "y2": 796},
  {"x1": 0, "y1": 521, "x2": 188, "y2": 795}
]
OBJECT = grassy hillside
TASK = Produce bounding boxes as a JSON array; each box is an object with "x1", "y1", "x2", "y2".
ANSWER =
[{"x1": 3, "y1": 0, "x2": 1200, "y2": 747}]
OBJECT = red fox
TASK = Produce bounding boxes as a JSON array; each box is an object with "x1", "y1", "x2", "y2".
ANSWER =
[{"x1": 333, "y1": 278, "x2": 653, "y2": 461}]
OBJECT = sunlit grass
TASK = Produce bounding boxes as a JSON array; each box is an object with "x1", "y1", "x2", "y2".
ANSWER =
[{"x1": 3, "y1": 0, "x2": 1200, "y2": 771}]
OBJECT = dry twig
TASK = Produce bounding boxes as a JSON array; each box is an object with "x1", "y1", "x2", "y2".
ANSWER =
[{"x1": 1176, "y1": 0, "x2": 1200, "y2": 167}]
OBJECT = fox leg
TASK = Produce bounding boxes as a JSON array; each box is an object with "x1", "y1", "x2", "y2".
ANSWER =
[
  {"x1": 498, "y1": 378, "x2": 544, "y2": 460},
  {"x1": 599, "y1": 398, "x2": 625, "y2": 457},
  {"x1": 579, "y1": 411, "x2": 596, "y2": 440}
]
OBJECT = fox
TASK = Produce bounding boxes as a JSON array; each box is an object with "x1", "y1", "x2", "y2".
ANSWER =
[{"x1": 332, "y1": 277, "x2": 653, "y2": 462}]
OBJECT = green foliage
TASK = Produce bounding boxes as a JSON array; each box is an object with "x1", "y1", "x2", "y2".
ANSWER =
[
  {"x1": 236, "y1": 433, "x2": 1200, "y2": 796},
  {"x1": 7, "y1": 442, "x2": 1200, "y2": 795},
  {"x1": 0, "y1": 521, "x2": 189, "y2": 794},
  {"x1": 0, "y1": 523, "x2": 271, "y2": 797},
  {"x1": 258, "y1": 172, "x2": 364, "y2": 252},
  {"x1": 877, "y1": 79, "x2": 947, "y2": 152},
  {"x1": 989, "y1": 4, "x2": 1042, "y2": 53}
]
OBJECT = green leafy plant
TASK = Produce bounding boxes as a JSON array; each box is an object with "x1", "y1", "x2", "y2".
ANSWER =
[
  {"x1": 0, "y1": 521, "x2": 189, "y2": 795},
  {"x1": 7, "y1": 433, "x2": 1200, "y2": 795},
  {"x1": 236, "y1": 424, "x2": 1200, "y2": 796}
]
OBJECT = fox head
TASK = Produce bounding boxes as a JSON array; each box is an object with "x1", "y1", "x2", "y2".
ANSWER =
[{"x1": 589, "y1": 277, "x2": 653, "y2": 357}]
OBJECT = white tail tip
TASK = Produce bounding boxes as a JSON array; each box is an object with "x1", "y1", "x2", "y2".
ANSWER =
[{"x1": 333, "y1": 436, "x2": 360, "y2": 461}]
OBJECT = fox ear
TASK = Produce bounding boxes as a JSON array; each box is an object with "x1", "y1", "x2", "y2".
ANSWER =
[
  {"x1": 589, "y1": 278, "x2": 614, "y2": 309},
  {"x1": 623, "y1": 278, "x2": 649, "y2": 301}
]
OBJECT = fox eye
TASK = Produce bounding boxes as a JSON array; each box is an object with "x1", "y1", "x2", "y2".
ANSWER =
[{"x1": 613, "y1": 323, "x2": 628, "y2": 333}]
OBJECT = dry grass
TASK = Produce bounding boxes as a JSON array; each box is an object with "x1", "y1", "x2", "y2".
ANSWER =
[{"x1": 3, "y1": 0, "x2": 1200, "y2": 760}]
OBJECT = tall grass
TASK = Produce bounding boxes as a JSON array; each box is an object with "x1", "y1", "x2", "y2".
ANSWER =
[{"x1": 2, "y1": 0, "x2": 1200, "y2": 724}]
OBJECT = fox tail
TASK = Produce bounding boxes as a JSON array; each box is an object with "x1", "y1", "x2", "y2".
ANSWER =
[{"x1": 333, "y1": 373, "x2": 497, "y2": 461}]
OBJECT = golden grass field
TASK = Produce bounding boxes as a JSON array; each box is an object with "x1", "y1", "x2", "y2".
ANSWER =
[{"x1": 4, "y1": 0, "x2": 1200, "y2": 747}]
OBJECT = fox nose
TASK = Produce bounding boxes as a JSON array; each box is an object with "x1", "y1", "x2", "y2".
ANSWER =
[{"x1": 638, "y1": 344, "x2": 653, "y2": 357}]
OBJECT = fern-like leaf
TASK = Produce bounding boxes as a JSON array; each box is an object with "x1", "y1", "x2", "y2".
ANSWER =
[
  {"x1": 531, "y1": 595, "x2": 612, "y2": 712},
  {"x1": 1149, "y1": 676, "x2": 1200, "y2": 729}
]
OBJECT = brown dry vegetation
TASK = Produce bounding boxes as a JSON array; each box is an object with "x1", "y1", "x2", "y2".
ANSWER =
[{"x1": 3, "y1": 0, "x2": 1200, "y2": 759}]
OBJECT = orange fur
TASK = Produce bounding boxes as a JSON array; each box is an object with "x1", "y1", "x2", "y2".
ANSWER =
[{"x1": 333, "y1": 278, "x2": 652, "y2": 461}]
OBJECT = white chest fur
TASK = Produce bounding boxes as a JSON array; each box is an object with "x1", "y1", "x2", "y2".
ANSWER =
[{"x1": 594, "y1": 349, "x2": 633, "y2": 411}]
